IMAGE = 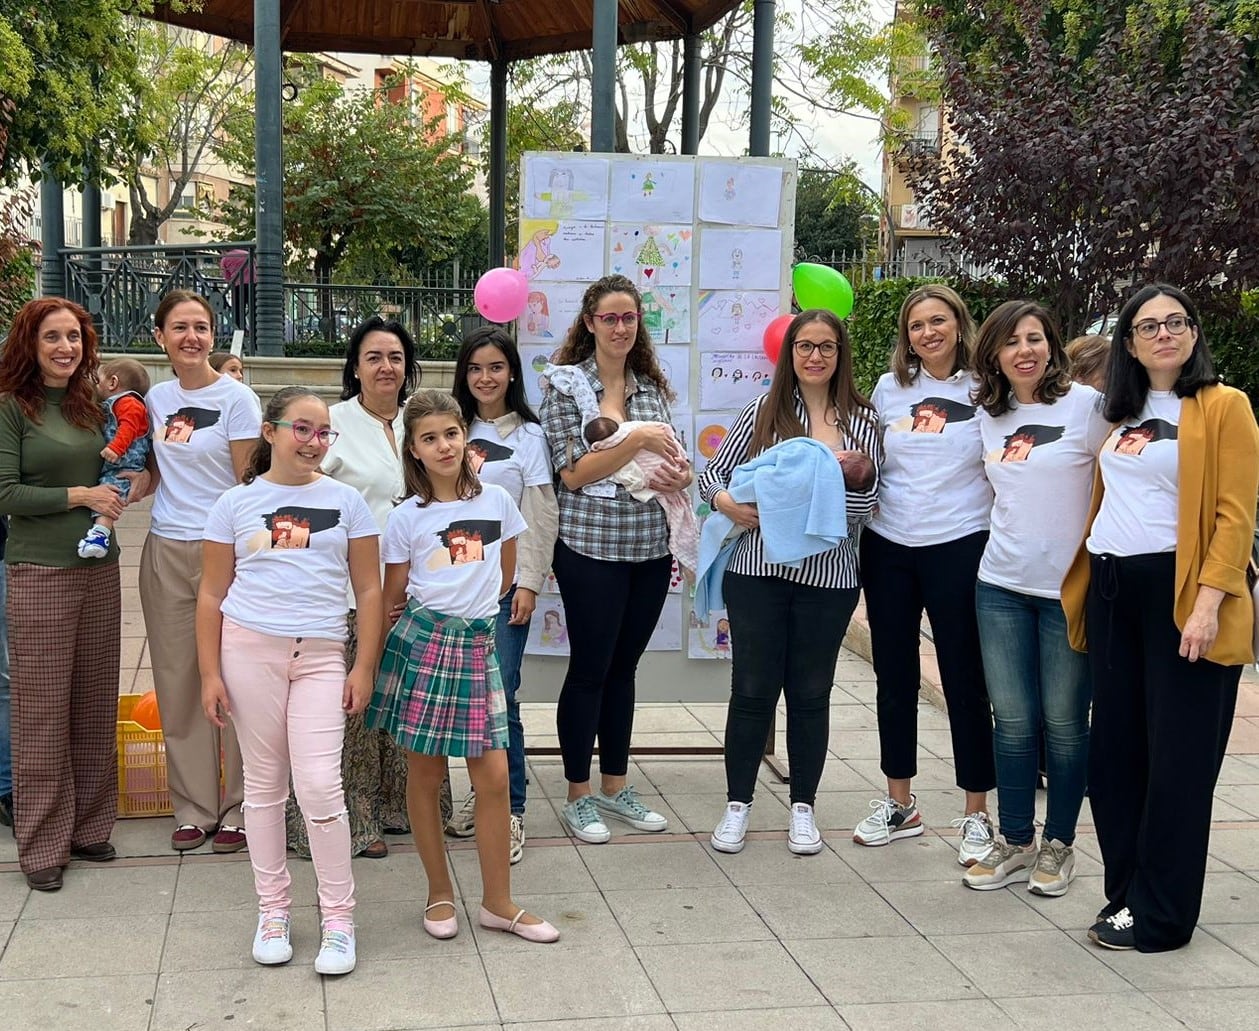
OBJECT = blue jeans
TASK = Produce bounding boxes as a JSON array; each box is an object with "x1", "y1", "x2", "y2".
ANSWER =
[
  {"x1": 976, "y1": 581, "x2": 1091, "y2": 846},
  {"x1": 0, "y1": 562, "x2": 10, "y2": 797},
  {"x1": 496, "y1": 587, "x2": 529, "y2": 815}
]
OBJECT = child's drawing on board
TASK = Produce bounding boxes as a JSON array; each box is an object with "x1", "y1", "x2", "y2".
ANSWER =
[{"x1": 525, "y1": 291, "x2": 552, "y2": 337}]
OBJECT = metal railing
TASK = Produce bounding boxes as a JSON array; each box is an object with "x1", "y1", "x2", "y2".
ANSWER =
[{"x1": 59, "y1": 244, "x2": 487, "y2": 357}]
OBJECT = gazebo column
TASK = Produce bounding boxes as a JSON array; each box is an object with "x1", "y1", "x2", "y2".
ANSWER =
[
  {"x1": 40, "y1": 164, "x2": 66, "y2": 298},
  {"x1": 488, "y1": 58, "x2": 508, "y2": 267},
  {"x1": 253, "y1": 0, "x2": 284, "y2": 355},
  {"x1": 681, "y1": 33, "x2": 701, "y2": 155},
  {"x1": 590, "y1": 0, "x2": 618, "y2": 151},
  {"x1": 749, "y1": 0, "x2": 775, "y2": 156}
]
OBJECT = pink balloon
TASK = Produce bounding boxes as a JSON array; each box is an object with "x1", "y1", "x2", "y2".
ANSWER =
[
  {"x1": 762, "y1": 314, "x2": 793, "y2": 363},
  {"x1": 474, "y1": 267, "x2": 529, "y2": 323}
]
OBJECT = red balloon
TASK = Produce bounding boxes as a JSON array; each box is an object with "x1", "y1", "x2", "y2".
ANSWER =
[{"x1": 762, "y1": 314, "x2": 793, "y2": 363}]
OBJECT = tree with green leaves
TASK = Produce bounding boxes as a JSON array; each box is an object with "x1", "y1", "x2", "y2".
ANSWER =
[
  {"x1": 211, "y1": 62, "x2": 477, "y2": 284},
  {"x1": 902, "y1": 0, "x2": 1259, "y2": 334},
  {"x1": 121, "y1": 20, "x2": 253, "y2": 244},
  {"x1": 793, "y1": 164, "x2": 880, "y2": 261}
]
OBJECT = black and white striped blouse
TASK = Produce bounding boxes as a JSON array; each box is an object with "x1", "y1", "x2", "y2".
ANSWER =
[{"x1": 696, "y1": 391, "x2": 881, "y2": 590}]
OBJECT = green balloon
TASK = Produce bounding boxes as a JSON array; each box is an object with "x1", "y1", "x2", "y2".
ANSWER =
[{"x1": 792, "y1": 262, "x2": 855, "y2": 319}]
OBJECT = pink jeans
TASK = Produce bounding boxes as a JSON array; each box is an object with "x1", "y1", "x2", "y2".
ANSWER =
[{"x1": 221, "y1": 618, "x2": 354, "y2": 919}]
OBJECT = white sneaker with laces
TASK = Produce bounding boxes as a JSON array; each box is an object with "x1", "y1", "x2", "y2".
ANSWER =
[
  {"x1": 252, "y1": 909, "x2": 292, "y2": 965},
  {"x1": 314, "y1": 918, "x2": 356, "y2": 975},
  {"x1": 951, "y1": 811, "x2": 995, "y2": 867},
  {"x1": 509, "y1": 813, "x2": 526, "y2": 865},
  {"x1": 710, "y1": 801, "x2": 750, "y2": 854},
  {"x1": 787, "y1": 802, "x2": 824, "y2": 855},
  {"x1": 446, "y1": 790, "x2": 476, "y2": 837},
  {"x1": 852, "y1": 794, "x2": 924, "y2": 846}
]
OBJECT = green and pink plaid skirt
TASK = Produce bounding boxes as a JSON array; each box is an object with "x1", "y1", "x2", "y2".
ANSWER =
[{"x1": 365, "y1": 602, "x2": 508, "y2": 757}]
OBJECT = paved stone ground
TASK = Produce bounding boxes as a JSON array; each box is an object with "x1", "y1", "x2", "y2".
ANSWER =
[{"x1": 3, "y1": 506, "x2": 1259, "y2": 1030}]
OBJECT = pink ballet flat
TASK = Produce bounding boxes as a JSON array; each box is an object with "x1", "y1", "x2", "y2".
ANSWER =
[
  {"x1": 423, "y1": 901, "x2": 459, "y2": 940},
  {"x1": 478, "y1": 905, "x2": 560, "y2": 944}
]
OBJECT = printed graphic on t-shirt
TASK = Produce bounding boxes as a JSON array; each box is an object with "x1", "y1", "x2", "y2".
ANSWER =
[
  {"x1": 986, "y1": 423, "x2": 1066, "y2": 463},
  {"x1": 1110, "y1": 418, "x2": 1178, "y2": 456},
  {"x1": 246, "y1": 507, "x2": 342, "y2": 552},
  {"x1": 466, "y1": 437, "x2": 515, "y2": 472},
  {"x1": 426, "y1": 518, "x2": 503, "y2": 569},
  {"x1": 890, "y1": 396, "x2": 977, "y2": 434},
  {"x1": 162, "y1": 406, "x2": 221, "y2": 443}
]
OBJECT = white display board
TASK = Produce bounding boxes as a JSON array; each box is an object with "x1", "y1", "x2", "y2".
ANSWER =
[{"x1": 517, "y1": 152, "x2": 797, "y2": 703}]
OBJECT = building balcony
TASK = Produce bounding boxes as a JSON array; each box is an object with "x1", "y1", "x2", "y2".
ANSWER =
[{"x1": 891, "y1": 203, "x2": 936, "y2": 231}]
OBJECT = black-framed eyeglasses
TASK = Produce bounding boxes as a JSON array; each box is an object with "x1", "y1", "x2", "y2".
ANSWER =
[
  {"x1": 1132, "y1": 315, "x2": 1193, "y2": 340},
  {"x1": 592, "y1": 311, "x2": 642, "y2": 328},
  {"x1": 793, "y1": 340, "x2": 839, "y2": 358},
  {"x1": 272, "y1": 420, "x2": 339, "y2": 446}
]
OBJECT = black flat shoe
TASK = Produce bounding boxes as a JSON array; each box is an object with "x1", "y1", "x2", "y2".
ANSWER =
[
  {"x1": 1088, "y1": 908, "x2": 1136, "y2": 950},
  {"x1": 70, "y1": 842, "x2": 117, "y2": 862},
  {"x1": 26, "y1": 867, "x2": 63, "y2": 891}
]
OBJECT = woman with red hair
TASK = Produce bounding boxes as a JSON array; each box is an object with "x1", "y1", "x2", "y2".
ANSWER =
[{"x1": 0, "y1": 298, "x2": 138, "y2": 891}]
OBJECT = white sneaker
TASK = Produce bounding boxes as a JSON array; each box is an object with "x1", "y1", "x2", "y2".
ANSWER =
[
  {"x1": 951, "y1": 811, "x2": 995, "y2": 867},
  {"x1": 314, "y1": 917, "x2": 356, "y2": 975},
  {"x1": 252, "y1": 910, "x2": 292, "y2": 965},
  {"x1": 446, "y1": 790, "x2": 476, "y2": 837},
  {"x1": 509, "y1": 814, "x2": 525, "y2": 865},
  {"x1": 852, "y1": 794, "x2": 924, "y2": 846},
  {"x1": 787, "y1": 802, "x2": 824, "y2": 855},
  {"x1": 710, "y1": 802, "x2": 750, "y2": 854}
]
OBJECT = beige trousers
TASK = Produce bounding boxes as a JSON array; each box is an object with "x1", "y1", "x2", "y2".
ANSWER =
[{"x1": 139, "y1": 534, "x2": 244, "y2": 831}]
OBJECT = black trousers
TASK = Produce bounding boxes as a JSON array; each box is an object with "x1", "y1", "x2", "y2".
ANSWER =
[
  {"x1": 551, "y1": 539, "x2": 672, "y2": 784},
  {"x1": 722, "y1": 571, "x2": 859, "y2": 806},
  {"x1": 860, "y1": 528, "x2": 996, "y2": 792},
  {"x1": 1086, "y1": 552, "x2": 1240, "y2": 952}
]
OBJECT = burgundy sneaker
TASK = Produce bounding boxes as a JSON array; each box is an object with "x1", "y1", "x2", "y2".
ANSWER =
[
  {"x1": 212, "y1": 825, "x2": 247, "y2": 854},
  {"x1": 171, "y1": 825, "x2": 207, "y2": 851}
]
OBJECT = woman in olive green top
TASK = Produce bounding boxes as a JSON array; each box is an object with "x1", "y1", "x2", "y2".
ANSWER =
[{"x1": 0, "y1": 297, "x2": 141, "y2": 891}]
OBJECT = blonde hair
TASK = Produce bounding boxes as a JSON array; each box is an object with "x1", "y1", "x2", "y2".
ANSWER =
[{"x1": 1065, "y1": 334, "x2": 1110, "y2": 387}]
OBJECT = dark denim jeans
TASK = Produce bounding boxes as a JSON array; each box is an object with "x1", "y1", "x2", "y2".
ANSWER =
[
  {"x1": 496, "y1": 586, "x2": 529, "y2": 816},
  {"x1": 976, "y1": 581, "x2": 1091, "y2": 846}
]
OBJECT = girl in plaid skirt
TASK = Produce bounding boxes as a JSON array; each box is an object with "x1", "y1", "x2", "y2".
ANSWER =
[{"x1": 366, "y1": 390, "x2": 558, "y2": 944}]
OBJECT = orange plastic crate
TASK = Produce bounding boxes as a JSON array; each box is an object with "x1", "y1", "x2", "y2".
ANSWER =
[{"x1": 116, "y1": 694, "x2": 173, "y2": 818}]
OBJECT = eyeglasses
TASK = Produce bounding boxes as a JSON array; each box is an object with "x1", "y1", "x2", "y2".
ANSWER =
[
  {"x1": 592, "y1": 311, "x2": 642, "y2": 328},
  {"x1": 1132, "y1": 315, "x2": 1193, "y2": 340},
  {"x1": 272, "y1": 420, "x2": 339, "y2": 446},
  {"x1": 793, "y1": 340, "x2": 839, "y2": 358}
]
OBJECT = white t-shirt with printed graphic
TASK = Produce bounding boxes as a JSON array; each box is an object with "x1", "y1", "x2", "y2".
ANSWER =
[
  {"x1": 467, "y1": 418, "x2": 552, "y2": 507},
  {"x1": 1087, "y1": 391, "x2": 1181, "y2": 557},
  {"x1": 869, "y1": 369, "x2": 992, "y2": 546},
  {"x1": 203, "y1": 475, "x2": 379, "y2": 640},
  {"x1": 978, "y1": 383, "x2": 1111, "y2": 599},
  {"x1": 148, "y1": 375, "x2": 262, "y2": 540},
  {"x1": 382, "y1": 484, "x2": 528, "y2": 621}
]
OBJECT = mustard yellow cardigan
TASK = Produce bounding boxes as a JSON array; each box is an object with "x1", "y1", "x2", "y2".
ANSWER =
[{"x1": 1062, "y1": 383, "x2": 1259, "y2": 667}]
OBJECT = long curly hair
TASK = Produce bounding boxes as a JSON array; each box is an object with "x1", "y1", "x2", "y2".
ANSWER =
[
  {"x1": 549, "y1": 275, "x2": 676, "y2": 402},
  {"x1": 0, "y1": 298, "x2": 104, "y2": 430}
]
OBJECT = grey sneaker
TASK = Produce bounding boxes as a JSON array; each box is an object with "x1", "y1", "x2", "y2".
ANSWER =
[
  {"x1": 562, "y1": 795, "x2": 611, "y2": 844},
  {"x1": 852, "y1": 794, "x2": 924, "y2": 846},
  {"x1": 1027, "y1": 838, "x2": 1076, "y2": 897},
  {"x1": 509, "y1": 814, "x2": 525, "y2": 865},
  {"x1": 962, "y1": 835, "x2": 1036, "y2": 890},
  {"x1": 446, "y1": 790, "x2": 476, "y2": 837},
  {"x1": 592, "y1": 786, "x2": 667, "y2": 832},
  {"x1": 439, "y1": 775, "x2": 453, "y2": 826},
  {"x1": 951, "y1": 811, "x2": 995, "y2": 867}
]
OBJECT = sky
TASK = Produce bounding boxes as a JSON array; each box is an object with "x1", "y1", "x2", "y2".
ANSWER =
[{"x1": 454, "y1": 0, "x2": 893, "y2": 192}]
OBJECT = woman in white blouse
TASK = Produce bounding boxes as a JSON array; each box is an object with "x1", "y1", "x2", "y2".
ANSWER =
[{"x1": 285, "y1": 316, "x2": 419, "y2": 860}]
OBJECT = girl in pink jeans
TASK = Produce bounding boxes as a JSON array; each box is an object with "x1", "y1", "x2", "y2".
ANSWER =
[{"x1": 197, "y1": 387, "x2": 383, "y2": 975}]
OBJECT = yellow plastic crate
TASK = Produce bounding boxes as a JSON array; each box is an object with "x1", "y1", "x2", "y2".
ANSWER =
[{"x1": 116, "y1": 694, "x2": 173, "y2": 818}]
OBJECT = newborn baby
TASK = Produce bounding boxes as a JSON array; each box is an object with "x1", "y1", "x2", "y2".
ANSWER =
[{"x1": 583, "y1": 416, "x2": 700, "y2": 578}]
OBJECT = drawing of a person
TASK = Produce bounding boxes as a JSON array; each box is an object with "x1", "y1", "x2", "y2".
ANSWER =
[
  {"x1": 547, "y1": 168, "x2": 574, "y2": 216},
  {"x1": 541, "y1": 609, "x2": 567, "y2": 646},
  {"x1": 163, "y1": 411, "x2": 197, "y2": 443},
  {"x1": 731, "y1": 247, "x2": 744, "y2": 281},
  {"x1": 1112, "y1": 418, "x2": 1177, "y2": 456},
  {"x1": 642, "y1": 172, "x2": 657, "y2": 198},
  {"x1": 519, "y1": 227, "x2": 562, "y2": 278},
  {"x1": 526, "y1": 291, "x2": 552, "y2": 337},
  {"x1": 724, "y1": 176, "x2": 736, "y2": 200},
  {"x1": 714, "y1": 617, "x2": 731, "y2": 655},
  {"x1": 997, "y1": 424, "x2": 1065, "y2": 463}
]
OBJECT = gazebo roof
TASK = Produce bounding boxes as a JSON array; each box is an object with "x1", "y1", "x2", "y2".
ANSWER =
[{"x1": 150, "y1": 1, "x2": 744, "y2": 62}]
